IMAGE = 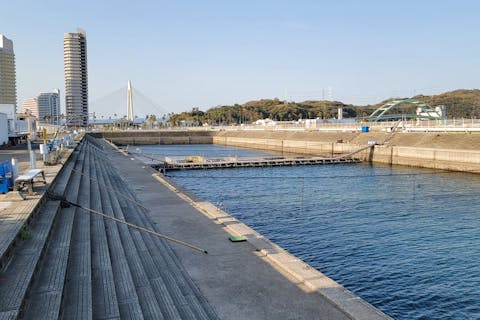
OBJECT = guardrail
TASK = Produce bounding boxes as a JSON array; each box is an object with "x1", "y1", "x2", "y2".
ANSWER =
[{"x1": 91, "y1": 118, "x2": 480, "y2": 133}]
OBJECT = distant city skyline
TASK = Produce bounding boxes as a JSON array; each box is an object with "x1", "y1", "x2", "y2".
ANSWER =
[{"x1": 1, "y1": 0, "x2": 480, "y2": 118}]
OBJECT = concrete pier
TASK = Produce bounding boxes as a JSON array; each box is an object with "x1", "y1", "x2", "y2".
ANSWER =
[{"x1": 154, "y1": 155, "x2": 361, "y2": 171}]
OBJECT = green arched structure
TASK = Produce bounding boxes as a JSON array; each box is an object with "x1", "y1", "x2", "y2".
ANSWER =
[{"x1": 366, "y1": 98, "x2": 444, "y2": 122}]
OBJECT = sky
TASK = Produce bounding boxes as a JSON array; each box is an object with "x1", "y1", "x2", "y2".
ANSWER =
[{"x1": 1, "y1": 0, "x2": 479, "y2": 118}]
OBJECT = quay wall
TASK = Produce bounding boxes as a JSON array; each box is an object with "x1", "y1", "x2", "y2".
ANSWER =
[
  {"x1": 213, "y1": 131, "x2": 480, "y2": 173},
  {"x1": 97, "y1": 130, "x2": 480, "y2": 173},
  {"x1": 95, "y1": 130, "x2": 213, "y2": 145}
]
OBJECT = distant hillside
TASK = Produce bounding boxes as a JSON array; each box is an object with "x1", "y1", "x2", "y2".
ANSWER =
[
  {"x1": 414, "y1": 89, "x2": 480, "y2": 118},
  {"x1": 168, "y1": 89, "x2": 480, "y2": 125}
]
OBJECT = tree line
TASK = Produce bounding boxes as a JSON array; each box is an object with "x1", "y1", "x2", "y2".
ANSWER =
[{"x1": 168, "y1": 89, "x2": 480, "y2": 126}]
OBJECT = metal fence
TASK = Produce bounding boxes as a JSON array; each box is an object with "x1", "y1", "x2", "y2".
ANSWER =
[{"x1": 86, "y1": 118, "x2": 480, "y2": 133}]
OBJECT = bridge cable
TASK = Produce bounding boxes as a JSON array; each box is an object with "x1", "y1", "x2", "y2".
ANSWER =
[
  {"x1": 132, "y1": 87, "x2": 170, "y2": 115},
  {"x1": 89, "y1": 87, "x2": 126, "y2": 113}
]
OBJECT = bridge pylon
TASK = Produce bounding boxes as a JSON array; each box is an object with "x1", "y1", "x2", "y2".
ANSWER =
[{"x1": 127, "y1": 80, "x2": 134, "y2": 121}]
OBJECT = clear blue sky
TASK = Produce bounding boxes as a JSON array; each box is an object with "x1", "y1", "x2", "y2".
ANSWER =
[{"x1": 1, "y1": 0, "x2": 479, "y2": 117}]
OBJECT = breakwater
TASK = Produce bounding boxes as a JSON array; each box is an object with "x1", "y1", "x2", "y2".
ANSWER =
[{"x1": 95, "y1": 130, "x2": 480, "y2": 173}]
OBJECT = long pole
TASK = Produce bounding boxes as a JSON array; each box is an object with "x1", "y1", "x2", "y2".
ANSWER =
[
  {"x1": 48, "y1": 192, "x2": 208, "y2": 254},
  {"x1": 73, "y1": 201, "x2": 208, "y2": 254}
]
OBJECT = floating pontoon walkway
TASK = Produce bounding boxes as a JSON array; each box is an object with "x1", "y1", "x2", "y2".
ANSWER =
[{"x1": 155, "y1": 156, "x2": 361, "y2": 171}]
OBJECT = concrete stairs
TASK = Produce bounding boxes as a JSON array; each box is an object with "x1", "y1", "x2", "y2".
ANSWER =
[
  {"x1": 21, "y1": 144, "x2": 84, "y2": 320},
  {"x1": 0, "y1": 137, "x2": 218, "y2": 319},
  {"x1": 0, "y1": 141, "x2": 82, "y2": 319},
  {"x1": 102, "y1": 155, "x2": 218, "y2": 320}
]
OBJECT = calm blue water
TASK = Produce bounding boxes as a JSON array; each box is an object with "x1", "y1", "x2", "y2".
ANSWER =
[{"x1": 138, "y1": 144, "x2": 480, "y2": 320}]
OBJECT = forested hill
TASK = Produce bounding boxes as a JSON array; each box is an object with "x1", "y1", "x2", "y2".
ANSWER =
[
  {"x1": 412, "y1": 89, "x2": 480, "y2": 118},
  {"x1": 168, "y1": 89, "x2": 480, "y2": 125}
]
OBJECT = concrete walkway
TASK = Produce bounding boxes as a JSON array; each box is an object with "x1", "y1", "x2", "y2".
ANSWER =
[{"x1": 106, "y1": 140, "x2": 391, "y2": 319}]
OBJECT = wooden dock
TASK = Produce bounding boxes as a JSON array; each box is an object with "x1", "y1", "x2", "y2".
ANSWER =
[{"x1": 151, "y1": 155, "x2": 362, "y2": 171}]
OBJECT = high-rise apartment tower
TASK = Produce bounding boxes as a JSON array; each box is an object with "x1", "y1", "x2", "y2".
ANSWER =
[
  {"x1": 64, "y1": 28, "x2": 88, "y2": 127},
  {"x1": 0, "y1": 34, "x2": 17, "y2": 106}
]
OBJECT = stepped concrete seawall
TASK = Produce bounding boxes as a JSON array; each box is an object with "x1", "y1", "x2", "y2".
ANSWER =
[{"x1": 98, "y1": 130, "x2": 480, "y2": 173}]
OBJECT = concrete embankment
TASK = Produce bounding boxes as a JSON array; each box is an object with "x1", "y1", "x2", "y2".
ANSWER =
[
  {"x1": 97, "y1": 130, "x2": 480, "y2": 173},
  {"x1": 97, "y1": 130, "x2": 214, "y2": 145}
]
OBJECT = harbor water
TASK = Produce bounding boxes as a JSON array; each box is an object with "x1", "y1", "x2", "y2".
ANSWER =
[{"x1": 137, "y1": 144, "x2": 480, "y2": 319}]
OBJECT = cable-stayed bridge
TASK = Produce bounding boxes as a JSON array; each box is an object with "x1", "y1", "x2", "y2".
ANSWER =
[{"x1": 89, "y1": 81, "x2": 171, "y2": 121}]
